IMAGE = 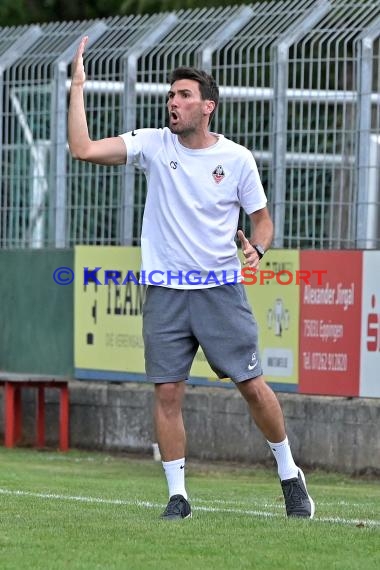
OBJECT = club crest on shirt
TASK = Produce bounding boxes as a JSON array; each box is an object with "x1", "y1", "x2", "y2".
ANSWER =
[{"x1": 212, "y1": 164, "x2": 225, "y2": 184}]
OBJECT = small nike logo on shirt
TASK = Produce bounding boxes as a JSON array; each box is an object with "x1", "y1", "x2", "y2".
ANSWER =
[
  {"x1": 180, "y1": 465, "x2": 185, "y2": 470},
  {"x1": 131, "y1": 130, "x2": 137, "y2": 136},
  {"x1": 248, "y1": 361, "x2": 258, "y2": 371}
]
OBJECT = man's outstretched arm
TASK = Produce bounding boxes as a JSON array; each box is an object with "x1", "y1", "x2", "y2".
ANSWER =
[{"x1": 68, "y1": 36, "x2": 127, "y2": 166}]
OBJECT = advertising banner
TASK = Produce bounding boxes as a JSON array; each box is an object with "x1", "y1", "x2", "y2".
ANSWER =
[
  {"x1": 360, "y1": 251, "x2": 380, "y2": 397},
  {"x1": 299, "y1": 251, "x2": 362, "y2": 396},
  {"x1": 74, "y1": 246, "x2": 300, "y2": 391},
  {"x1": 74, "y1": 246, "x2": 146, "y2": 380}
]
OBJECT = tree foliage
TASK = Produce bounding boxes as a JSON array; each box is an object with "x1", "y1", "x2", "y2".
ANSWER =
[{"x1": 0, "y1": 0, "x2": 253, "y2": 26}]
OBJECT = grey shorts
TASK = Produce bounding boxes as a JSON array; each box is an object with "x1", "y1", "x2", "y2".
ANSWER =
[{"x1": 142, "y1": 283, "x2": 263, "y2": 383}]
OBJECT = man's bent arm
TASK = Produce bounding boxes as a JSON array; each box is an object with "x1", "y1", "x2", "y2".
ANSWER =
[
  {"x1": 68, "y1": 36, "x2": 127, "y2": 166},
  {"x1": 249, "y1": 207, "x2": 273, "y2": 252},
  {"x1": 237, "y1": 207, "x2": 273, "y2": 268}
]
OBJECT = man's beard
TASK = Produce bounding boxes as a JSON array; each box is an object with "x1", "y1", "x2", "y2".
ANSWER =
[{"x1": 169, "y1": 120, "x2": 196, "y2": 136}]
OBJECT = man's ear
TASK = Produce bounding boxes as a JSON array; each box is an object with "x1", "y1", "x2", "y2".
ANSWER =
[{"x1": 204, "y1": 99, "x2": 216, "y2": 117}]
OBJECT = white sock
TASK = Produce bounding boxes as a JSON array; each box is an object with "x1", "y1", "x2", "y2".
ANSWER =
[
  {"x1": 162, "y1": 458, "x2": 187, "y2": 499},
  {"x1": 267, "y1": 436, "x2": 299, "y2": 481}
]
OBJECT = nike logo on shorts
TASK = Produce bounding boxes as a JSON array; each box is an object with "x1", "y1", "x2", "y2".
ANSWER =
[{"x1": 248, "y1": 352, "x2": 258, "y2": 371}]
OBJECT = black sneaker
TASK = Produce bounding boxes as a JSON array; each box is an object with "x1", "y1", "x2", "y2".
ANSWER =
[
  {"x1": 281, "y1": 469, "x2": 315, "y2": 518},
  {"x1": 160, "y1": 494, "x2": 192, "y2": 520}
]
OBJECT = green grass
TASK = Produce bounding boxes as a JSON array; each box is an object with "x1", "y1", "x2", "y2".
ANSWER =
[{"x1": 0, "y1": 448, "x2": 379, "y2": 570}]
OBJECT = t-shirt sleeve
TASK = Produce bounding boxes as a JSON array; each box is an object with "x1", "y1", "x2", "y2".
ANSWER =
[
  {"x1": 237, "y1": 152, "x2": 267, "y2": 214},
  {"x1": 118, "y1": 128, "x2": 158, "y2": 170}
]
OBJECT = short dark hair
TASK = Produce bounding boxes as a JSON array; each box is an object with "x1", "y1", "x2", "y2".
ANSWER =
[{"x1": 169, "y1": 66, "x2": 219, "y2": 124}]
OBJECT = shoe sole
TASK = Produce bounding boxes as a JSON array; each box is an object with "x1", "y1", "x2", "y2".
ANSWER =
[
  {"x1": 161, "y1": 512, "x2": 192, "y2": 521},
  {"x1": 299, "y1": 469, "x2": 315, "y2": 519}
]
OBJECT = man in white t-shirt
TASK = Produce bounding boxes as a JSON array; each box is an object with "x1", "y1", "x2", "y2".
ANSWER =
[{"x1": 69, "y1": 36, "x2": 314, "y2": 520}]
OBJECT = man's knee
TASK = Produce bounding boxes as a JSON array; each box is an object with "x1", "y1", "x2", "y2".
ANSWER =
[
  {"x1": 238, "y1": 375, "x2": 276, "y2": 404},
  {"x1": 155, "y1": 382, "x2": 184, "y2": 411}
]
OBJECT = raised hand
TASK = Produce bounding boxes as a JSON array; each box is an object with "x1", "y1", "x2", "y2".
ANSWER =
[
  {"x1": 237, "y1": 229, "x2": 260, "y2": 268},
  {"x1": 71, "y1": 36, "x2": 88, "y2": 87}
]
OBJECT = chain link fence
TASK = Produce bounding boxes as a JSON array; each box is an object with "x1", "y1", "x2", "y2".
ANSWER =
[{"x1": 1, "y1": 0, "x2": 380, "y2": 249}]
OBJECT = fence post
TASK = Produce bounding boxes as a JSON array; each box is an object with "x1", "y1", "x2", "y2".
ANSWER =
[
  {"x1": 0, "y1": 26, "x2": 42, "y2": 247},
  {"x1": 50, "y1": 22, "x2": 108, "y2": 248},
  {"x1": 199, "y1": 5, "x2": 254, "y2": 73},
  {"x1": 355, "y1": 18, "x2": 380, "y2": 249},
  {"x1": 271, "y1": 0, "x2": 331, "y2": 247}
]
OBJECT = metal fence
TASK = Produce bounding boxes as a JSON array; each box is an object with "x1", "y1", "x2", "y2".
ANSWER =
[{"x1": 1, "y1": 0, "x2": 380, "y2": 250}]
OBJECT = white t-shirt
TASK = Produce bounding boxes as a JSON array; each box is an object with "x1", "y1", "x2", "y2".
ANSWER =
[{"x1": 119, "y1": 127, "x2": 267, "y2": 289}]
